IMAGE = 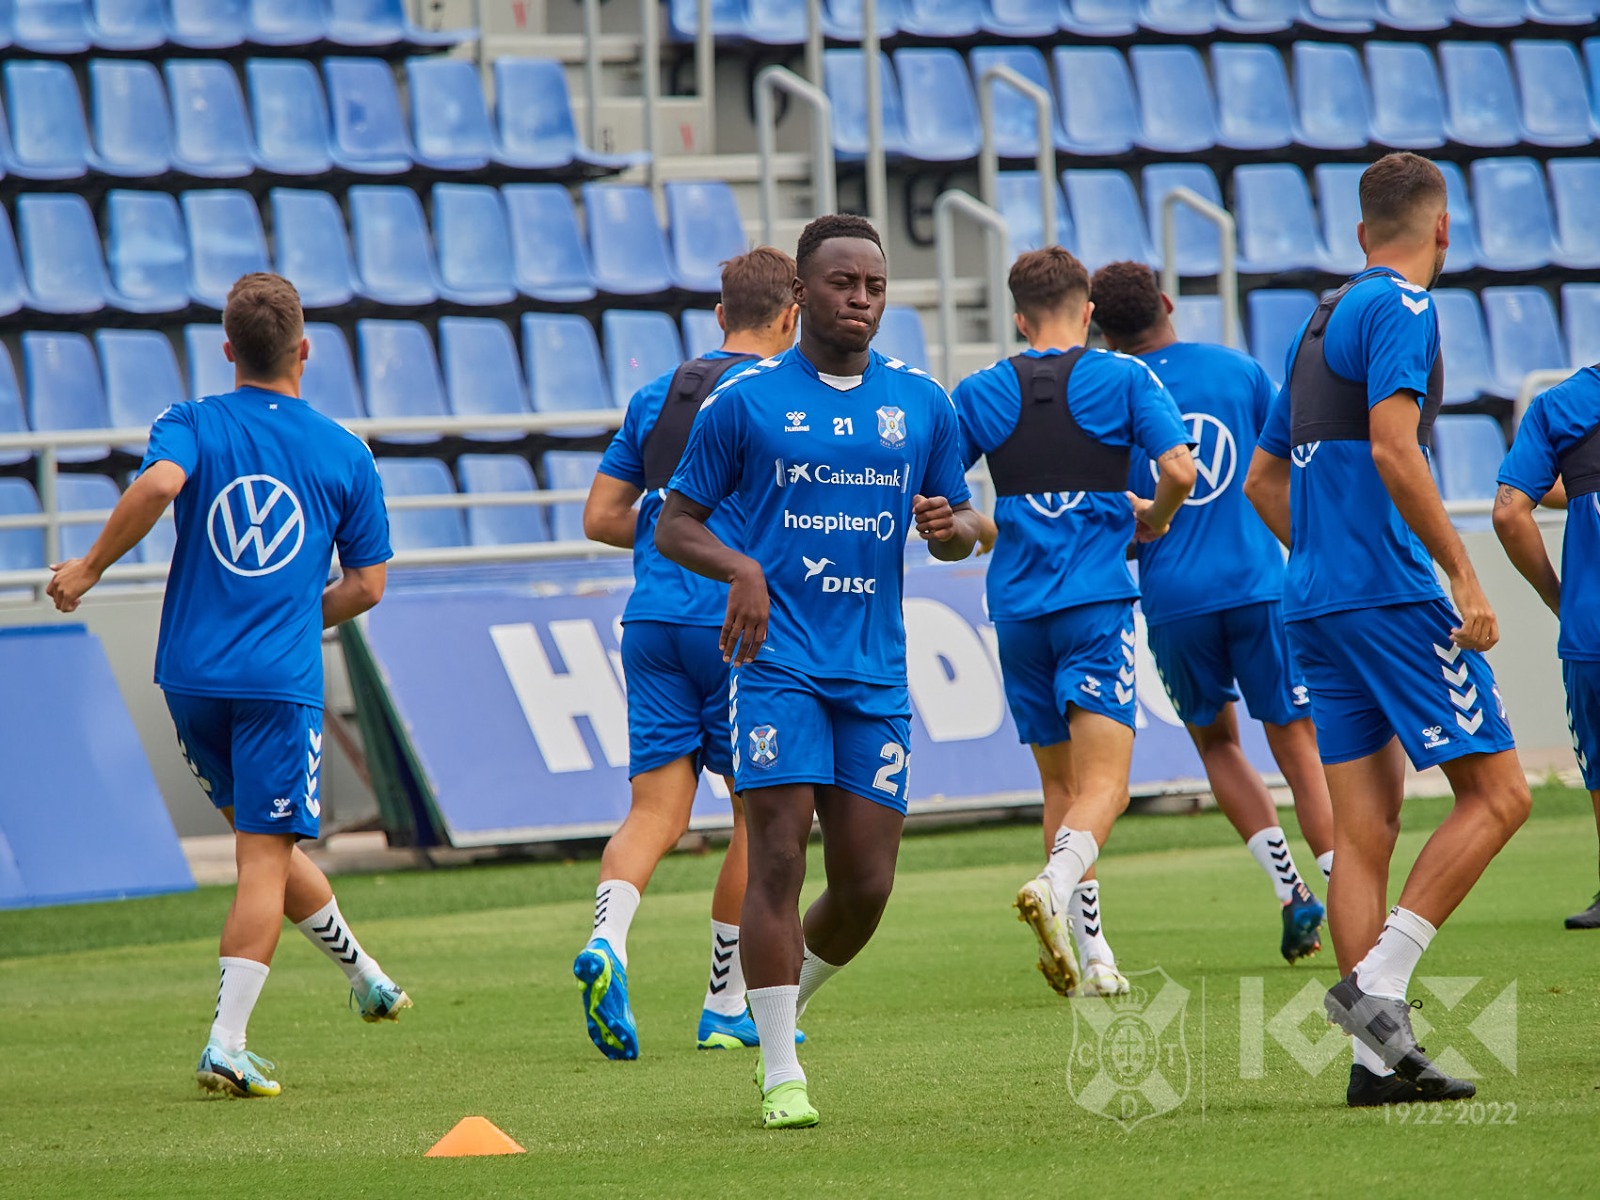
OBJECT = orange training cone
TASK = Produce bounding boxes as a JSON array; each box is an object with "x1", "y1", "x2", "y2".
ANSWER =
[{"x1": 425, "y1": 1116, "x2": 526, "y2": 1157}]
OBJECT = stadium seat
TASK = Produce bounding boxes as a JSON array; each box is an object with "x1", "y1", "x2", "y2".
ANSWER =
[
  {"x1": 358, "y1": 319, "x2": 449, "y2": 442},
  {"x1": 168, "y1": 0, "x2": 245, "y2": 49},
  {"x1": 824, "y1": 50, "x2": 908, "y2": 161},
  {"x1": 0, "y1": 208, "x2": 23, "y2": 319},
  {"x1": 1549, "y1": 159, "x2": 1600, "y2": 271},
  {"x1": 1059, "y1": 0, "x2": 1140, "y2": 35},
  {"x1": 182, "y1": 189, "x2": 270, "y2": 309},
  {"x1": 4, "y1": 61, "x2": 90, "y2": 181},
  {"x1": 1450, "y1": 0, "x2": 1527, "y2": 26},
  {"x1": 995, "y1": 170, "x2": 1075, "y2": 255},
  {"x1": 90, "y1": 0, "x2": 168, "y2": 51},
  {"x1": 57, "y1": 475, "x2": 131, "y2": 563},
  {"x1": 165, "y1": 60, "x2": 257, "y2": 179},
  {"x1": 302, "y1": 323, "x2": 364, "y2": 421},
  {"x1": 503, "y1": 183, "x2": 597, "y2": 304},
  {"x1": 248, "y1": 0, "x2": 324, "y2": 46},
  {"x1": 15, "y1": 0, "x2": 92, "y2": 53},
  {"x1": 1211, "y1": 44, "x2": 1293, "y2": 153},
  {"x1": 493, "y1": 57, "x2": 636, "y2": 173},
  {"x1": 96, "y1": 329, "x2": 183, "y2": 453},
  {"x1": 327, "y1": 0, "x2": 470, "y2": 48},
  {"x1": 407, "y1": 57, "x2": 493, "y2": 173},
  {"x1": 1312, "y1": 163, "x2": 1367, "y2": 276},
  {"x1": 16, "y1": 194, "x2": 109, "y2": 316},
  {"x1": 522, "y1": 313, "x2": 614, "y2": 434},
  {"x1": 183, "y1": 325, "x2": 232, "y2": 398},
  {"x1": 541, "y1": 450, "x2": 601, "y2": 542},
  {"x1": 23, "y1": 332, "x2": 110, "y2": 462},
  {"x1": 1432, "y1": 414, "x2": 1506, "y2": 502},
  {"x1": 583, "y1": 184, "x2": 675, "y2": 297},
  {"x1": 1482, "y1": 286, "x2": 1567, "y2": 397},
  {"x1": 105, "y1": 190, "x2": 189, "y2": 314},
  {"x1": 969, "y1": 47, "x2": 1065, "y2": 159},
  {"x1": 1054, "y1": 47, "x2": 1140, "y2": 156},
  {"x1": 348, "y1": 185, "x2": 440, "y2": 307},
  {"x1": 603, "y1": 310, "x2": 684, "y2": 408},
  {"x1": 1436, "y1": 160, "x2": 1481, "y2": 274},
  {"x1": 1131, "y1": 46, "x2": 1218, "y2": 155},
  {"x1": 88, "y1": 60, "x2": 173, "y2": 179},
  {"x1": 894, "y1": 49, "x2": 982, "y2": 163},
  {"x1": 0, "y1": 480, "x2": 43, "y2": 574},
  {"x1": 1439, "y1": 42, "x2": 1525, "y2": 149},
  {"x1": 898, "y1": 0, "x2": 982, "y2": 36},
  {"x1": 875, "y1": 306, "x2": 931, "y2": 374},
  {"x1": 375, "y1": 458, "x2": 468, "y2": 552},
  {"x1": 1247, "y1": 289, "x2": 1316, "y2": 385},
  {"x1": 1301, "y1": 0, "x2": 1379, "y2": 29},
  {"x1": 1172, "y1": 294, "x2": 1224, "y2": 345},
  {"x1": 1561, "y1": 283, "x2": 1600, "y2": 367},
  {"x1": 1511, "y1": 41, "x2": 1596, "y2": 150},
  {"x1": 0, "y1": 347, "x2": 28, "y2": 467},
  {"x1": 1588, "y1": 38, "x2": 1600, "y2": 127},
  {"x1": 1365, "y1": 43, "x2": 1447, "y2": 150},
  {"x1": 324, "y1": 57, "x2": 412, "y2": 175},
  {"x1": 459, "y1": 454, "x2": 550, "y2": 546},
  {"x1": 1471, "y1": 157, "x2": 1558, "y2": 273},
  {"x1": 1378, "y1": 0, "x2": 1453, "y2": 29},
  {"x1": 1143, "y1": 163, "x2": 1223, "y2": 277},
  {"x1": 981, "y1": 0, "x2": 1063, "y2": 36},
  {"x1": 246, "y1": 59, "x2": 335, "y2": 177},
  {"x1": 1234, "y1": 165, "x2": 1329, "y2": 275},
  {"x1": 665, "y1": 181, "x2": 748, "y2": 293},
  {"x1": 1293, "y1": 43, "x2": 1373, "y2": 152},
  {"x1": 1141, "y1": 0, "x2": 1223, "y2": 35},
  {"x1": 666, "y1": 0, "x2": 794, "y2": 42},
  {"x1": 681, "y1": 308, "x2": 722, "y2": 358},
  {"x1": 821, "y1": 0, "x2": 904, "y2": 39},
  {"x1": 1434, "y1": 289, "x2": 1498, "y2": 405},
  {"x1": 1221, "y1": 0, "x2": 1297, "y2": 29},
  {"x1": 438, "y1": 316, "x2": 532, "y2": 441},
  {"x1": 1063, "y1": 170, "x2": 1154, "y2": 272},
  {"x1": 270, "y1": 188, "x2": 358, "y2": 310},
  {"x1": 1526, "y1": 0, "x2": 1600, "y2": 25},
  {"x1": 432, "y1": 183, "x2": 518, "y2": 307}
]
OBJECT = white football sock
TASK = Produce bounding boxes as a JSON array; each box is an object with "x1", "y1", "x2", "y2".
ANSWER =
[
  {"x1": 591, "y1": 880, "x2": 640, "y2": 967},
  {"x1": 704, "y1": 920, "x2": 747, "y2": 1017},
  {"x1": 1355, "y1": 906, "x2": 1437, "y2": 1001},
  {"x1": 1040, "y1": 827, "x2": 1099, "y2": 911},
  {"x1": 1069, "y1": 880, "x2": 1115, "y2": 967},
  {"x1": 1316, "y1": 850, "x2": 1334, "y2": 882},
  {"x1": 210, "y1": 957, "x2": 269, "y2": 1055},
  {"x1": 1246, "y1": 825, "x2": 1303, "y2": 903},
  {"x1": 1352, "y1": 1036, "x2": 1394, "y2": 1078},
  {"x1": 747, "y1": 985, "x2": 804, "y2": 1090},
  {"x1": 796, "y1": 946, "x2": 844, "y2": 1019},
  {"x1": 295, "y1": 897, "x2": 382, "y2": 987}
]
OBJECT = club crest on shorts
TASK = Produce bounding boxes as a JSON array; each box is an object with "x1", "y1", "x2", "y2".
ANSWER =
[
  {"x1": 876, "y1": 406, "x2": 907, "y2": 447},
  {"x1": 748, "y1": 724, "x2": 779, "y2": 768},
  {"x1": 1068, "y1": 966, "x2": 1191, "y2": 1131}
]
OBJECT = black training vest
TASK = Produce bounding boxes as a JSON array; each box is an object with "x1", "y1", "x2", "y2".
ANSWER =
[
  {"x1": 1557, "y1": 370, "x2": 1600, "y2": 499},
  {"x1": 640, "y1": 354, "x2": 758, "y2": 490},
  {"x1": 1288, "y1": 279, "x2": 1444, "y2": 449},
  {"x1": 987, "y1": 349, "x2": 1131, "y2": 495}
]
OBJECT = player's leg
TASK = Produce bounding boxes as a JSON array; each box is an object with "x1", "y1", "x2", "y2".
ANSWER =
[
  {"x1": 1561, "y1": 659, "x2": 1600, "y2": 929},
  {"x1": 281, "y1": 846, "x2": 410, "y2": 1022},
  {"x1": 1261, "y1": 719, "x2": 1335, "y2": 877}
]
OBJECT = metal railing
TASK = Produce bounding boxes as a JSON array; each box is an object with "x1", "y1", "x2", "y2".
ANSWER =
[
  {"x1": 1158, "y1": 188, "x2": 1242, "y2": 350},
  {"x1": 639, "y1": 0, "x2": 660, "y2": 197},
  {"x1": 861, "y1": 0, "x2": 887, "y2": 230},
  {"x1": 976, "y1": 64, "x2": 1056, "y2": 250},
  {"x1": 755, "y1": 66, "x2": 836, "y2": 247},
  {"x1": 934, "y1": 190, "x2": 1011, "y2": 387}
]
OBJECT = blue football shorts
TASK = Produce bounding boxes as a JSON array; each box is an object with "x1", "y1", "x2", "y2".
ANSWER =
[
  {"x1": 994, "y1": 599, "x2": 1138, "y2": 746},
  {"x1": 728, "y1": 658, "x2": 912, "y2": 813},
  {"x1": 1562, "y1": 658, "x2": 1600, "y2": 790},
  {"x1": 621, "y1": 620, "x2": 734, "y2": 779},
  {"x1": 166, "y1": 691, "x2": 323, "y2": 839},
  {"x1": 1146, "y1": 600, "x2": 1312, "y2": 728},
  {"x1": 1286, "y1": 598, "x2": 1515, "y2": 769}
]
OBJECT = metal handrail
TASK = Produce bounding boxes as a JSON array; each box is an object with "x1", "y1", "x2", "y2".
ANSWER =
[
  {"x1": 696, "y1": 0, "x2": 715, "y2": 155},
  {"x1": 1158, "y1": 187, "x2": 1242, "y2": 350},
  {"x1": 1514, "y1": 368, "x2": 1577, "y2": 426},
  {"x1": 582, "y1": 0, "x2": 602, "y2": 149},
  {"x1": 640, "y1": 0, "x2": 660, "y2": 199},
  {"x1": 934, "y1": 190, "x2": 1011, "y2": 387},
  {"x1": 805, "y1": 0, "x2": 824, "y2": 86},
  {"x1": 862, "y1": 0, "x2": 885, "y2": 230},
  {"x1": 976, "y1": 65, "x2": 1055, "y2": 250},
  {"x1": 755, "y1": 66, "x2": 836, "y2": 247}
]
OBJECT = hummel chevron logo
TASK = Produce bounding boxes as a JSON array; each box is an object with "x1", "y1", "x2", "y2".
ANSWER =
[
  {"x1": 1118, "y1": 665, "x2": 1135, "y2": 685},
  {"x1": 1114, "y1": 682, "x2": 1134, "y2": 705},
  {"x1": 309, "y1": 729, "x2": 323, "y2": 754},
  {"x1": 1456, "y1": 710, "x2": 1484, "y2": 735},
  {"x1": 1441, "y1": 662, "x2": 1470, "y2": 687},
  {"x1": 1433, "y1": 642, "x2": 1462, "y2": 664},
  {"x1": 1400, "y1": 294, "x2": 1430, "y2": 316},
  {"x1": 1120, "y1": 629, "x2": 1136, "y2": 647},
  {"x1": 1450, "y1": 686, "x2": 1479, "y2": 711}
]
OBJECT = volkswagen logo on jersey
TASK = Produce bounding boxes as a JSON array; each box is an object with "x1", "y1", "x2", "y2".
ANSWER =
[
  {"x1": 876, "y1": 406, "x2": 907, "y2": 447},
  {"x1": 207, "y1": 474, "x2": 306, "y2": 577},
  {"x1": 1291, "y1": 442, "x2": 1320, "y2": 468},
  {"x1": 1025, "y1": 491, "x2": 1087, "y2": 519},
  {"x1": 748, "y1": 724, "x2": 778, "y2": 767},
  {"x1": 1150, "y1": 413, "x2": 1236, "y2": 506}
]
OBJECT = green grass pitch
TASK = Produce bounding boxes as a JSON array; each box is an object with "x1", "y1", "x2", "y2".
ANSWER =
[{"x1": 4, "y1": 784, "x2": 1600, "y2": 1198}]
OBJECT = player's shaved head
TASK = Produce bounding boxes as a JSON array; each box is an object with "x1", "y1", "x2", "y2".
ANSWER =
[
  {"x1": 719, "y1": 246, "x2": 797, "y2": 332},
  {"x1": 1359, "y1": 153, "x2": 1447, "y2": 249},
  {"x1": 224, "y1": 272, "x2": 305, "y2": 379},
  {"x1": 1009, "y1": 247, "x2": 1090, "y2": 325},
  {"x1": 1088, "y1": 261, "x2": 1165, "y2": 341}
]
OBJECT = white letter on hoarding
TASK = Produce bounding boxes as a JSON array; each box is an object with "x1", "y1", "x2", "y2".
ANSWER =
[
  {"x1": 490, "y1": 620, "x2": 631, "y2": 773},
  {"x1": 904, "y1": 598, "x2": 1005, "y2": 742}
]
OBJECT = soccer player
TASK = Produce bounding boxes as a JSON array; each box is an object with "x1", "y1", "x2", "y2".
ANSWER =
[
  {"x1": 573, "y1": 247, "x2": 801, "y2": 1058},
  {"x1": 1090, "y1": 260, "x2": 1333, "y2": 965},
  {"x1": 657, "y1": 214, "x2": 980, "y2": 1129},
  {"x1": 1245, "y1": 153, "x2": 1529, "y2": 1107},
  {"x1": 47, "y1": 273, "x2": 406, "y2": 1099},
  {"x1": 952, "y1": 247, "x2": 1196, "y2": 999},
  {"x1": 1493, "y1": 369, "x2": 1600, "y2": 929}
]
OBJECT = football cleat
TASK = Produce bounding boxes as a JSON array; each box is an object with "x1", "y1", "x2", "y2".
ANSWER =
[
  {"x1": 1346, "y1": 1063, "x2": 1476, "y2": 1107},
  {"x1": 1281, "y1": 880, "x2": 1326, "y2": 964},
  {"x1": 1564, "y1": 892, "x2": 1600, "y2": 929},
  {"x1": 761, "y1": 1080, "x2": 819, "y2": 1130},
  {"x1": 350, "y1": 974, "x2": 412, "y2": 1023},
  {"x1": 196, "y1": 1042, "x2": 282, "y2": 1099},
  {"x1": 1015, "y1": 877, "x2": 1079, "y2": 997},
  {"x1": 1074, "y1": 959, "x2": 1131, "y2": 997},
  {"x1": 573, "y1": 938, "x2": 639, "y2": 1061},
  {"x1": 696, "y1": 1007, "x2": 806, "y2": 1050},
  {"x1": 1325, "y1": 972, "x2": 1447, "y2": 1083}
]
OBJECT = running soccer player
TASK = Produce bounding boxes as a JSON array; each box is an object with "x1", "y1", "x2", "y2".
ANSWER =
[
  {"x1": 1244, "y1": 153, "x2": 1529, "y2": 1108},
  {"x1": 47, "y1": 273, "x2": 407, "y2": 1099},
  {"x1": 1493, "y1": 368, "x2": 1600, "y2": 929},
  {"x1": 573, "y1": 247, "x2": 801, "y2": 1058},
  {"x1": 1090, "y1": 260, "x2": 1332, "y2": 965},
  {"x1": 952, "y1": 247, "x2": 1196, "y2": 999},
  {"x1": 657, "y1": 214, "x2": 980, "y2": 1130}
]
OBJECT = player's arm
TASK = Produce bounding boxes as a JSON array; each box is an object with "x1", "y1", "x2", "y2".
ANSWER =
[
  {"x1": 974, "y1": 509, "x2": 998, "y2": 556},
  {"x1": 582, "y1": 472, "x2": 642, "y2": 549},
  {"x1": 656, "y1": 489, "x2": 767, "y2": 665},
  {"x1": 1128, "y1": 445, "x2": 1196, "y2": 543},
  {"x1": 914, "y1": 495, "x2": 981, "y2": 561},
  {"x1": 1492, "y1": 484, "x2": 1559, "y2": 616},
  {"x1": 323, "y1": 563, "x2": 387, "y2": 627},
  {"x1": 1541, "y1": 478, "x2": 1568, "y2": 509},
  {"x1": 1369, "y1": 392, "x2": 1496, "y2": 651},
  {"x1": 46, "y1": 460, "x2": 186, "y2": 612},
  {"x1": 1244, "y1": 448, "x2": 1291, "y2": 547}
]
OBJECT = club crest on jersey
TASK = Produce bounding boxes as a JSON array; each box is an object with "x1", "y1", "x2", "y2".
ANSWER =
[
  {"x1": 876, "y1": 406, "x2": 907, "y2": 447},
  {"x1": 748, "y1": 724, "x2": 779, "y2": 768}
]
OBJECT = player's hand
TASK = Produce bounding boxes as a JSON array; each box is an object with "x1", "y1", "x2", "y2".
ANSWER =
[
  {"x1": 1127, "y1": 492, "x2": 1170, "y2": 543},
  {"x1": 975, "y1": 515, "x2": 997, "y2": 557},
  {"x1": 913, "y1": 494, "x2": 956, "y2": 542},
  {"x1": 1449, "y1": 575, "x2": 1499, "y2": 652},
  {"x1": 721, "y1": 559, "x2": 769, "y2": 666},
  {"x1": 46, "y1": 558, "x2": 101, "y2": 613}
]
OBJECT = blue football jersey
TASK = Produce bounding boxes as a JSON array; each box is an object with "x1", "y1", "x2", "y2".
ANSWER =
[
  {"x1": 668, "y1": 346, "x2": 971, "y2": 685},
  {"x1": 1258, "y1": 266, "x2": 1446, "y2": 622},
  {"x1": 143, "y1": 387, "x2": 392, "y2": 706},
  {"x1": 1498, "y1": 367, "x2": 1600, "y2": 662},
  {"x1": 953, "y1": 348, "x2": 1190, "y2": 622},
  {"x1": 1129, "y1": 341, "x2": 1286, "y2": 626},
  {"x1": 598, "y1": 351, "x2": 747, "y2": 626}
]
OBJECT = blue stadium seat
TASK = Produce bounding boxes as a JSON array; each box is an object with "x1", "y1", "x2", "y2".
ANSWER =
[
  {"x1": 15, "y1": 0, "x2": 91, "y2": 53},
  {"x1": 522, "y1": 313, "x2": 614, "y2": 434},
  {"x1": 1378, "y1": 0, "x2": 1453, "y2": 29},
  {"x1": 1172, "y1": 295, "x2": 1223, "y2": 345},
  {"x1": 270, "y1": 188, "x2": 358, "y2": 310},
  {"x1": 1365, "y1": 43, "x2": 1447, "y2": 150},
  {"x1": 184, "y1": 325, "x2": 232, "y2": 398},
  {"x1": 666, "y1": 0, "x2": 784, "y2": 42},
  {"x1": 1513, "y1": 42, "x2": 1597, "y2": 150},
  {"x1": 1060, "y1": 0, "x2": 1140, "y2": 35},
  {"x1": 1143, "y1": 163, "x2": 1223, "y2": 277},
  {"x1": 432, "y1": 183, "x2": 517, "y2": 307},
  {"x1": 1432, "y1": 415, "x2": 1505, "y2": 507},
  {"x1": 982, "y1": 0, "x2": 1062, "y2": 36},
  {"x1": 1312, "y1": 163, "x2": 1366, "y2": 276},
  {"x1": 1063, "y1": 169, "x2": 1154, "y2": 272},
  {"x1": 895, "y1": 49, "x2": 982, "y2": 163},
  {"x1": 1526, "y1": 0, "x2": 1599, "y2": 24},
  {"x1": 898, "y1": 0, "x2": 983, "y2": 36},
  {"x1": 16, "y1": 193, "x2": 109, "y2": 316},
  {"x1": 493, "y1": 57, "x2": 636, "y2": 172},
  {"x1": 665, "y1": 181, "x2": 747, "y2": 294},
  {"x1": 541, "y1": 451, "x2": 602, "y2": 541},
  {"x1": 358, "y1": 319, "x2": 449, "y2": 442},
  {"x1": 1234, "y1": 165, "x2": 1329, "y2": 275},
  {"x1": 324, "y1": 57, "x2": 412, "y2": 175},
  {"x1": 821, "y1": 0, "x2": 903, "y2": 39},
  {"x1": 1451, "y1": 0, "x2": 1527, "y2": 26},
  {"x1": 247, "y1": 58, "x2": 335, "y2": 176},
  {"x1": 1221, "y1": 0, "x2": 1297, "y2": 29},
  {"x1": 995, "y1": 170, "x2": 1074, "y2": 254},
  {"x1": 165, "y1": 59, "x2": 257, "y2": 179},
  {"x1": 1561, "y1": 283, "x2": 1600, "y2": 367},
  {"x1": 1131, "y1": 46, "x2": 1218, "y2": 154},
  {"x1": 375, "y1": 459, "x2": 468, "y2": 552},
  {"x1": 1471, "y1": 157, "x2": 1557, "y2": 273},
  {"x1": 90, "y1": 0, "x2": 168, "y2": 50},
  {"x1": 584, "y1": 184, "x2": 675, "y2": 297},
  {"x1": 88, "y1": 60, "x2": 173, "y2": 179},
  {"x1": 875, "y1": 306, "x2": 931, "y2": 374},
  {"x1": 459, "y1": 454, "x2": 550, "y2": 546},
  {"x1": 438, "y1": 316, "x2": 532, "y2": 441},
  {"x1": 248, "y1": 0, "x2": 324, "y2": 45},
  {"x1": 969, "y1": 46, "x2": 1065, "y2": 159},
  {"x1": 1549, "y1": 159, "x2": 1600, "y2": 271},
  {"x1": 96, "y1": 329, "x2": 183, "y2": 454},
  {"x1": 503, "y1": 183, "x2": 596, "y2": 304},
  {"x1": 681, "y1": 308, "x2": 722, "y2": 357},
  {"x1": 1589, "y1": 38, "x2": 1600, "y2": 128},
  {"x1": 1211, "y1": 44, "x2": 1293, "y2": 153},
  {"x1": 407, "y1": 57, "x2": 494, "y2": 173},
  {"x1": 1247, "y1": 289, "x2": 1316, "y2": 385},
  {"x1": 1301, "y1": 0, "x2": 1379, "y2": 31},
  {"x1": 0, "y1": 479, "x2": 43, "y2": 575},
  {"x1": 1434, "y1": 289, "x2": 1498, "y2": 404},
  {"x1": 0, "y1": 206, "x2": 21, "y2": 320},
  {"x1": 302, "y1": 323, "x2": 365, "y2": 421},
  {"x1": 825, "y1": 50, "x2": 908, "y2": 161},
  {"x1": 57, "y1": 475, "x2": 132, "y2": 563},
  {"x1": 182, "y1": 189, "x2": 270, "y2": 309},
  {"x1": 1440, "y1": 42, "x2": 1524, "y2": 149},
  {"x1": 1293, "y1": 43, "x2": 1372, "y2": 152},
  {"x1": 603, "y1": 310, "x2": 684, "y2": 408},
  {"x1": 327, "y1": 0, "x2": 469, "y2": 48},
  {"x1": 1054, "y1": 48, "x2": 1140, "y2": 156},
  {"x1": 0, "y1": 347, "x2": 28, "y2": 467},
  {"x1": 348, "y1": 185, "x2": 440, "y2": 307},
  {"x1": 105, "y1": 189, "x2": 189, "y2": 315},
  {"x1": 1437, "y1": 160, "x2": 1481, "y2": 274},
  {"x1": 168, "y1": 0, "x2": 245, "y2": 48},
  {"x1": 1141, "y1": 0, "x2": 1222, "y2": 34},
  {"x1": 4, "y1": 61, "x2": 89, "y2": 181},
  {"x1": 23, "y1": 332, "x2": 110, "y2": 462},
  {"x1": 1482, "y1": 286, "x2": 1567, "y2": 396}
]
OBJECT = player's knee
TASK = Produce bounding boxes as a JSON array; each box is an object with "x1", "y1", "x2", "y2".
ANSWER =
[{"x1": 835, "y1": 868, "x2": 895, "y2": 919}]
